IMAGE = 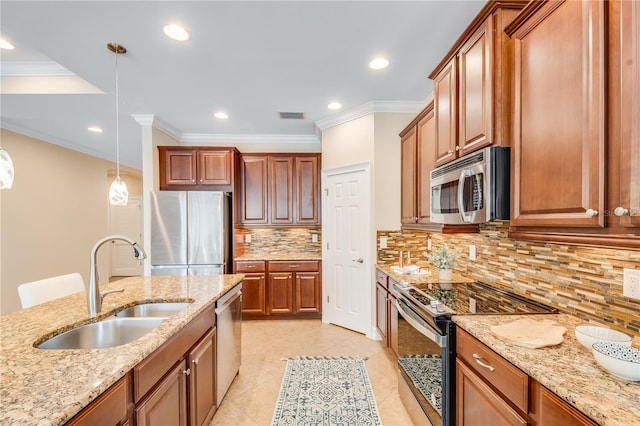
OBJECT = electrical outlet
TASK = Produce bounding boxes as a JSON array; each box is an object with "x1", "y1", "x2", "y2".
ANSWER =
[
  {"x1": 427, "y1": 238, "x2": 432, "y2": 251},
  {"x1": 379, "y1": 237, "x2": 387, "y2": 249},
  {"x1": 623, "y1": 268, "x2": 640, "y2": 300},
  {"x1": 469, "y1": 297, "x2": 477, "y2": 313},
  {"x1": 312, "y1": 234, "x2": 318, "y2": 243},
  {"x1": 245, "y1": 234, "x2": 251, "y2": 243},
  {"x1": 469, "y1": 245, "x2": 476, "y2": 261}
]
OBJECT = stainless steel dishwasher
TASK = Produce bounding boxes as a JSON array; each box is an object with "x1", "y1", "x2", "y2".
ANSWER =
[{"x1": 215, "y1": 283, "x2": 242, "y2": 406}]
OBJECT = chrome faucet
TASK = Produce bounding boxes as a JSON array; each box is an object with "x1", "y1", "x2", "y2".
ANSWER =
[{"x1": 88, "y1": 235, "x2": 147, "y2": 317}]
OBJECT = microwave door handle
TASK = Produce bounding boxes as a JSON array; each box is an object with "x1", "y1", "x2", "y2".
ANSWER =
[{"x1": 458, "y1": 169, "x2": 472, "y2": 223}]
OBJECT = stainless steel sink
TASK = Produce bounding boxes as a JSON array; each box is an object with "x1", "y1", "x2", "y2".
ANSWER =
[
  {"x1": 115, "y1": 302, "x2": 192, "y2": 318},
  {"x1": 37, "y1": 317, "x2": 166, "y2": 349}
]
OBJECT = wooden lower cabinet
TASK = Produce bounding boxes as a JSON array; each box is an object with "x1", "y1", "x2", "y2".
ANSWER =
[
  {"x1": 189, "y1": 328, "x2": 217, "y2": 426},
  {"x1": 136, "y1": 361, "x2": 188, "y2": 426},
  {"x1": 67, "y1": 374, "x2": 132, "y2": 426},
  {"x1": 375, "y1": 269, "x2": 398, "y2": 357},
  {"x1": 235, "y1": 260, "x2": 321, "y2": 318},
  {"x1": 456, "y1": 328, "x2": 596, "y2": 426},
  {"x1": 375, "y1": 283, "x2": 388, "y2": 342}
]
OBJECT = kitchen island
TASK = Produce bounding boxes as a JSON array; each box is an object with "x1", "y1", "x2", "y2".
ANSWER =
[
  {"x1": 0, "y1": 274, "x2": 243, "y2": 425},
  {"x1": 453, "y1": 314, "x2": 640, "y2": 426}
]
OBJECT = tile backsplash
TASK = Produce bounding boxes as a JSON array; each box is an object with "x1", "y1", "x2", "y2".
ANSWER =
[
  {"x1": 235, "y1": 227, "x2": 321, "y2": 256},
  {"x1": 377, "y1": 221, "x2": 640, "y2": 338}
]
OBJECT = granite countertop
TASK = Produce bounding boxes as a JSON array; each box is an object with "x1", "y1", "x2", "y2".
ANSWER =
[
  {"x1": 0, "y1": 274, "x2": 244, "y2": 426},
  {"x1": 376, "y1": 263, "x2": 474, "y2": 285},
  {"x1": 235, "y1": 252, "x2": 322, "y2": 261},
  {"x1": 453, "y1": 314, "x2": 640, "y2": 426}
]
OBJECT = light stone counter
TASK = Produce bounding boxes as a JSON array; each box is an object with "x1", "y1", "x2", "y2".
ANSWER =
[
  {"x1": 235, "y1": 252, "x2": 321, "y2": 261},
  {"x1": 376, "y1": 264, "x2": 473, "y2": 286},
  {"x1": 453, "y1": 314, "x2": 640, "y2": 426},
  {"x1": 0, "y1": 274, "x2": 244, "y2": 426}
]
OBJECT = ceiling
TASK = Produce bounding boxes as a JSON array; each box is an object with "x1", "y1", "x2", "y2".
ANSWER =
[{"x1": 0, "y1": 1, "x2": 485, "y2": 169}]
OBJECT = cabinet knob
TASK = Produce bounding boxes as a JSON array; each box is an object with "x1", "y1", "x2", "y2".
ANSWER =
[
  {"x1": 192, "y1": 358, "x2": 199, "y2": 365},
  {"x1": 200, "y1": 179, "x2": 203, "y2": 183},
  {"x1": 455, "y1": 146, "x2": 460, "y2": 151},
  {"x1": 192, "y1": 179, "x2": 195, "y2": 183},
  {"x1": 614, "y1": 207, "x2": 629, "y2": 216},
  {"x1": 447, "y1": 150, "x2": 453, "y2": 154},
  {"x1": 183, "y1": 368, "x2": 191, "y2": 376},
  {"x1": 585, "y1": 209, "x2": 599, "y2": 218}
]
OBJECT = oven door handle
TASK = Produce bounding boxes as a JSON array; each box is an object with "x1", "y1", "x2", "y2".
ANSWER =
[
  {"x1": 457, "y1": 169, "x2": 472, "y2": 223},
  {"x1": 396, "y1": 299, "x2": 447, "y2": 348}
]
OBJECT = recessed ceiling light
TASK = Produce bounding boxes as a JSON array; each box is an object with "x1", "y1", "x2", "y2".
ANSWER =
[
  {"x1": 163, "y1": 24, "x2": 190, "y2": 42},
  {"x1": 214, "y1": 111, "x2": 229, "y2": 120},
  {"x1": 0, "y1": 39, "x2": 15, "y2": 50},
  {"x1": 369, "y1": 57, "x2": 389, "y2": 70},
  {"x1": 328, "y1": 102, "x2": 342, "y2": 110},
  {"x1": 88, "y1": 126, "x2": 103, "y2": 133}
]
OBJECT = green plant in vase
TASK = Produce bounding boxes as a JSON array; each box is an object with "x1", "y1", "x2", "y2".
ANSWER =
[{"x1": 425, "y1": 245, "x2": 461, "y2": 281}]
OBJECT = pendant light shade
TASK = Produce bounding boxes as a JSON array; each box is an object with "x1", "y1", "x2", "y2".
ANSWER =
[
  {"x1": 0, "y1": 148, "x2": 15, "y2": 189},
  {"x1": 108, "y1": 42, "x2": 128, "y2": 206}
]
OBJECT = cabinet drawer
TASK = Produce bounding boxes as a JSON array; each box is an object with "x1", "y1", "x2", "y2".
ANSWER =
[
  {"x1": 234, "y1": 261, "x2": 266, "y2": 273},
  {"x1": 456, "y1": 328, "x2": 529, "y2": 413},
  {"x1": 68, "y1": 373, "x2": 131, "y2": 425},
  {"x1": 269, "y1": 261, "x2": 320, "y2": 272},
  {"x1": 376, "y1": 269, "x2": 388, "y2": 288}
]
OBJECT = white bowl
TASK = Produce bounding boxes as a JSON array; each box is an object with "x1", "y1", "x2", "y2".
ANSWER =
[
  {"x1": 592, "y1": 342, "x2": 640, "y2": 381},
  {"x1": 574, "y1": 325, "x2": 631, "y2": 350}
]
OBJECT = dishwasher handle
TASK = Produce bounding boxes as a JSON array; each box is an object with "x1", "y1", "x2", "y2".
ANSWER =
[{"x1": 216, "y1": 289, "x2": 242, "y2": 314}]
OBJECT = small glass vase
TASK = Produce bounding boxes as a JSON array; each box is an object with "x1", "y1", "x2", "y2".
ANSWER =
[{"x1": 438, "y1": 268, "x2": 453, "y2": 281}]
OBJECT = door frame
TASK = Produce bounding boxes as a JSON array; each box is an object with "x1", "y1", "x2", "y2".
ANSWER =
[
  {"x1": 321, "y1": 162, "x2": 376, "y2": 338},
  {"x1": 109, "y1": 196, "x2": 143, "y2": 277}
]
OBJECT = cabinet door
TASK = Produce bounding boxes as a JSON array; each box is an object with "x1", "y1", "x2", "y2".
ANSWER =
[
  {"x1": 295, "y1": 271, "x2": 321, "y2": 313},
  {"x1": 511, "y1": 0, "x2": 605, "y2": 228},
  {"x1": 434, "y1": 58, "x2": 458, "y2": 167},
  {"x1": 270, "y1": 156, "x2": 294, "y2": 224},
  {"x1": 240, "y1": 273, "x2": 266, "y2": 315},
  {"x1": 456, "y1": 359, "x2": 528, "y2": 426},
  {"x1": 295, "y1": 156, "x2": 320, "y2": 225},
  {"x1": 268, "y1": 272, "x2": 294, "y2": 314},
  {"x1": 388, "y1": 293, "x2": 398, "y2": 357},
  {"x1": 417, "y1": 105, "x2": 436, "y2": 224},
  {"x1": 401, "y1": 126, "x2": 417, "y2": 225},
  {"x1": 458, "y1": 17, "x2": 493, "y2": 156},
  {"x1": 136, "y1": 361, "x2": 188, "y2": 426},
  {"x1": 240, "y1": 156, "x2": 268, "y2": 224},
  {"x1": 199, "y1": 150, "x2": 232, "y2": 185},
  {"x1": 188, "y1": 328, "x2": 216, "y2": 426},
  {"x1": 375, "y1": 284, "x2": 388, "y2": 342},
  {"x1": 161, "y1": 149, "x2": 198, "y2": 187},
  {"x1": 609, "y1": 0, "x2": 640, "y2": 229},
  {"x1": 530, "y1": 380, "x2": 597, "y2": 426}
]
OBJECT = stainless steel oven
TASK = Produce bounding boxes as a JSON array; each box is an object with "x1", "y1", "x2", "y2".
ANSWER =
[{"x1": 393, "y1": 280, "x2": 557, "y2": 426}]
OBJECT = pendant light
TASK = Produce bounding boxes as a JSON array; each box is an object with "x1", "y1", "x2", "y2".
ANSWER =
[
  {"x1": 0, "y1": 147, "x2": 15, "y2": 189},
  {"x1": 108, "y1": 42, "x2": 128, "y2": 206}
]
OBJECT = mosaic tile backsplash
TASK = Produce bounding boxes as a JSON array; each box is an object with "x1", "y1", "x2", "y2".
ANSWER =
[
  {"x1": 377, "y1": 221, "x2": 640, "y2": 339},
  {"x1": 235, "y1": 227, "x2": 321, "y2": 256}
]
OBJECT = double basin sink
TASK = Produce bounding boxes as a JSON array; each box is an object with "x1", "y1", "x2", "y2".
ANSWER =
[{"x1": 37, "y1": 302, "x2": 192, "y2": 350}]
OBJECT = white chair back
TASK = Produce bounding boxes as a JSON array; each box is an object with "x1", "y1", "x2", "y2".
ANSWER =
[{"x1": 18, "y1": 273, "x2": 86, "y2": 308}]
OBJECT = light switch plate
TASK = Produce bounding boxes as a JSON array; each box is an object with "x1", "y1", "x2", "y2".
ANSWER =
[
  {"x1": 245, "y1": 234, "x2": 251, "y2": 243},
  {"x1": 427, "y1": 238, "x2": 432, "y2": 251},
  {"x1": 469, "y1": 245, "x2": 476, "y2": 261},
  {"x1": 379, "y1": 237, "x2": 387, "y2": 249},
  {"x1": 623, "y1": 268, "x2": 640, "y2": 299},
  {"x1": 312, "y1": 234, "x2": 318, "y2": 243}
]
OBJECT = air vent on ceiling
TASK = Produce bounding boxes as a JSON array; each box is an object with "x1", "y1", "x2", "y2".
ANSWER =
[{"x1": 279, "y1": 111, "x2": 305, "y2": 120}]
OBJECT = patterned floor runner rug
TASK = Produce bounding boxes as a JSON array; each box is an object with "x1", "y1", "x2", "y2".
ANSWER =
[{"x1": 271, "y1": 356, "x2": 382, "y2": 426}]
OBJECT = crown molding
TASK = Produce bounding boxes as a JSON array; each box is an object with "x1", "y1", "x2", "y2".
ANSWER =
[
  {"x1": 0, "y1": 61, "x2": 74, "y2": 76},
  {"x1": 180, "y1": 133, "x2": 319, "y2": 144},
  {"x1": 131, "y1": 114, "x2": 155, "y2": 126}
]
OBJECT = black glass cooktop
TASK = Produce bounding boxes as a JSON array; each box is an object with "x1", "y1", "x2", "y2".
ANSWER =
[{"x1": 407, "y1": 281, "x2": 556, "y2": 315}]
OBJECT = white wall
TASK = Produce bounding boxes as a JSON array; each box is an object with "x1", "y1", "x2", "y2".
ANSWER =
[{"x1": 0, "y1": 129, "x2": 142, "y2": 314}]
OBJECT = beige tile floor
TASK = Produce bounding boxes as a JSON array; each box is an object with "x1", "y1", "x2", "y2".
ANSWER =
[{"x1": 210, "y1": 319, "x2": 415, "y2": 426}]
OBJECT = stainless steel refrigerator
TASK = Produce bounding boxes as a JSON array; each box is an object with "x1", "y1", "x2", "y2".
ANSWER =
[{"x1": 150, "y1": 191, "x2": 230, "y2": 275}]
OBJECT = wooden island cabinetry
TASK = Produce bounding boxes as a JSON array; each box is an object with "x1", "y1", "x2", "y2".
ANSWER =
[
  {"x1": 234, "y1": 260, "x2": 321, "y2": 319},
  {"x1": 158, "y1": 146, "x2": 239, "y2": 192},
  {"x1": 456, "y1": 328, "x2": 596, "y2": 426},
  {"x1": 375, "y1": 268, "x2": 398, "y2": 357},
  {"x1": 239, "y1": 153, "x2": 320, "y2": 226},
  {"x1": 507, "y1": 0, "x2": 640, "y2": 249}
]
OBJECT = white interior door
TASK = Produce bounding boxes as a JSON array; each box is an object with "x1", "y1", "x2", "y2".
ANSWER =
[
  {"x1": 110, "y1": 196, "x2": 143, "y2": 277},
  {"x1": 323, "y1": 164, "x2": 371, "y2": 335}
]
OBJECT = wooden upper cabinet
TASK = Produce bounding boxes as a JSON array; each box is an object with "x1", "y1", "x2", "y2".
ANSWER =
[
  {"x1": 158, "y1": 146, "x2": 238, "y2": 191},
  {"x1": 508, "y1": 0, "x2": 606, "y2": 229},
  {"x1": 239, "y1": 153, "x2": 320, "y2": 226},
  {"x1": 609, "y1": 0, "x2": 640, "y2": 231},
  {"x1": 400, "y1": 125, "x2": 417, "y2": 225},
  {"x1": 417, "y1": 106, "x2": 436, "y2": 225},
  {"x1": 430, "y1": 1, "x2": 526, "y2": 167},
  {"x1": 240, "y1": 156, "x2": 269, "y2": 224}
]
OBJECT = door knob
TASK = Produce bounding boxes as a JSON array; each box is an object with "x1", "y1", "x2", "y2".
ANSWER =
[
  {"x1": 352, "y1": 258, "x2": 364, "y2": 263},
  {"x1": 614, "y1": 207, "x2": 629, "y2": 216},
  {"x1": 585, "y1": 209, "x2": 598, "y2": 218}
]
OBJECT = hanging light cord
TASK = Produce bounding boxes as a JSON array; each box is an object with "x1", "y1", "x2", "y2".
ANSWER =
[{"x1": 115, "y1": 46, "x2": 121, "y2": 179}]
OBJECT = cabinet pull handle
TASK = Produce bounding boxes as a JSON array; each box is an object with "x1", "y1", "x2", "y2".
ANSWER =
[
  {"x1": 183, "y1": 368, "x2": 191, "y2": 376},
  {"x1": 585, "y1": 209, "x2": 599, "y2": 218},
  {"x1": 472, "y1": 353, "x2": 495, "y2": 372},
  {"x1": 290, "y1": 265, "x2": 299, "y2": 268},
  {"x1": 614, "y1": 207, "x2": 629, "y2": 216},
  {"x1": 247, "y1": 265, "x2": 256, "y2": 269},
  {"x1": 192, "y1": 359, "x2": 199, "y2": 365}
]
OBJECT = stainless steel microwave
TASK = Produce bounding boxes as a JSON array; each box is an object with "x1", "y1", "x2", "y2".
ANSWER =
[{"x1": 430, "y1": 146, "x2": 510, "y2": 225}]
